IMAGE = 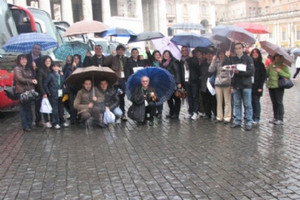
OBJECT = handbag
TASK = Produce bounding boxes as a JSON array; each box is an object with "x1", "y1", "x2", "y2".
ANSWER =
[
  {"x1": 4, "y1": 86, "x2": 19, "y2": 100},
  {"x1": 278, "y1": 76, "x2": 294, "y2": 89},
  {"x1": 175, "y1": 88, "x2": 188, "y2": 99},
  {"x1": 40, "y1": 97, "x2": 52, "y2": 114},
  {"x1": 103, "y1": 110, "x2": 116, "y2": 124},
  {"x1": 20, "y1": 89, "x2": 39, "y2": 104}
]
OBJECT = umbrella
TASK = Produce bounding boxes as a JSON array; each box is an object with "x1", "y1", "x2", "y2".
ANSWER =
[
  {"x1": 64, "y1": 20, "x2": 109, "y2": 37},
  {"x1": 65, "y1": 66, "x2": 118, "y2": 90},
  {"x1": 234, "y1": 22, "x2": 269, "y2": 34},
  {"x1": 291, "y1": 48, "x2": 300, "y2": 56},
  {"x1": 54, "y1": 41, "x2": 90, "y2": 61},
  {"x1": 128, "y1": 31, "x2": 164, "y2": 43},
  {"x1": 126, "y1": 67, "x2": 176, "y2": 105},
  {"x1": 260, "y1": 41, "x2": 293, "y2": 66},
  {"x1": 151, "y1": 37, "x2": 182, "y2": 61},
  {"x1": 172, "y1": 22, "x2": 205, "y2": 30},
  {"x1": 100, "y1": 27, "x2": 136, "y2": 37},
  {"x1": 171, "y1": 32, "x2": 212, "y2": 48},
  {"x1": 2, "y1": 32, "x2": 57, "y2": 53},
  {"x1": 212, "y1": 25, "x2": 256, "y2": 45}
]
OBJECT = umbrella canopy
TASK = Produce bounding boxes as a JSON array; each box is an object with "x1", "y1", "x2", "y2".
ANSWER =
[
  {"x1": 212, "y1": 25, "x2": 256, "y2": 45},
  {"x1": 64, "y1": 20, "x2": 109, "y2": 37},
  {"x1": 203, "y1": 33, "x2": 234, "y2": 52},
  {"x1": 126, "y1": 67, "x2": 176, "y2": 105},
  {"x1": 234, "y1": 22, "x2": 269, "y2": 34},
  {"x1": 151, "y1": 37, "x2": 182, "y2": 61},
  {"x1": 65, "y1": 66, "x2": 118, "y2": 90},
  {"x1": 171, "y1": 32, "x2": 212, "y2": 48},
  {"x1": 128, "y1": 31, "x2": 164, "y2": 43},
  {"x1": 54, "y1": 41, "x2": 90, "y2": 61},
  {"x1": 291, "y1": 48, "x2": 300, "y2": 56},
  {"x1": 100, "y1": 27, "x2": 136, "y2": 37},
  {"x1": 260, "y1": 41, "x2": 293, "y2": 66},
  {"x1": 2, "y1": 32, "x2": 57, "y2": 53},
  {"x1": 172, "y1": 22, "x2": 205, "y2": 30}
]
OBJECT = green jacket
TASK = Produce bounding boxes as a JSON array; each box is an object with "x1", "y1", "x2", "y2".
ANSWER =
[{"x1": 266, "y1": 62, "x2": 290, "y2": 89}]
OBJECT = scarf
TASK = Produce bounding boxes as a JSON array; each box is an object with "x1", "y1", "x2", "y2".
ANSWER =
[{"x1": 163, "y1": 58, "x2": 171, "y2": 67}]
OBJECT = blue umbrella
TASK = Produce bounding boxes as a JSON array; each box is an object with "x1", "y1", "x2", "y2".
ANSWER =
[
  {"x1": 3, "y1": 32, "x2": 57, "y2": 53},
  {"x1": 212, "y1": 25, "x2": 256, "y2": 45},
  {"x1": 54, "y1": 41, "x2": 90, "y2": 60},
  {"x1": 171, "y1": 32, "x2": 212, "y2": 48},
  {"x1": 126, "y1": 67, "x2": 176, "y2": 105},
  {"x1": 101, "y1": 27, "x2": 136, "y2": 37}
]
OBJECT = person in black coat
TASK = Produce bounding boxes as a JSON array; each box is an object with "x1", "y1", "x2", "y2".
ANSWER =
[
  {"x1": 250, "y1": 48, "x2": 266, "y2": 124},
  {"x1": 125, "y1": 48, "x2": 146, "y2": 80},
  {"x1": 128, "y1": 76, "x2": 158, "y2": 126},
  {"x1": 83, "y1": 45, "x2": 106, "y2": 67},
  {"x1": 26, "y1": 44, "x2": 43, "y2": 127},
  {"x1": 36, "y1": 56, "x2": 53, "y2": 128},
  {"x1": 161, "y1": 50, "x2": 182, "y2": 119}
]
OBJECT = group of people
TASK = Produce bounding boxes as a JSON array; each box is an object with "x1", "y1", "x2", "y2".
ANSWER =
[{"x1": 13, "y1": 40, "x2": 292, "y2": 132}]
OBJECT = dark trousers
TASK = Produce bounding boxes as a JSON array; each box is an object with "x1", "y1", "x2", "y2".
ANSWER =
[
  {"x1": 156, "y1": 104, "x2": 163, "y2": 115},
  {"x1": 115, "y1": 79, "x2": 126, "y2": 114},
  {"x1": 167, "y1": 93, "x2": 181, "y2": 116},
  {"x1": 145, "y1": 103, "x2": 156, "y2": 122},
  {"x1": 269, "y1": 88, "x2": 285, "y2": 121},
  {"x1": 64, "y1": 91, "x2": 77, "y2": 123},
  {"x1": 35, "y1": 95, "x2": 42, "y2": 123},
  {"x1": 252, "y1": 94, "x2": 261, "y2": 122},
  {"x1": 19, "y1": 101, "x2": 33, "y2": 129},
  {"x1": 49, "y1": 97, "x2": 65, "y2": 126},
  {"x1": 185, "y1": 80, "x2": 200, "y2": 114},
  {"x1": 201, "y1": 90, "x2": 217, "y2": 118},
  {"x1": 293, "y1": 68, "x2": 300, "y2": 78},
  {"x1": 43, "y1": 113, "x2": 52, "y2": 123}
]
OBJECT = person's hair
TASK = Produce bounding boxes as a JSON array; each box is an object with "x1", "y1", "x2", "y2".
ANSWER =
[
  {"x1": 234, "y1": 42, "x2": 244, "y2": 47},
  {"x1": 116, "y1": 44, "x2": 125, "y2": 51},
  {"x1": 131, "y1": 48, "x2": 139, "y2": 54},
  {"x1": 216, "y1": 49, "x2": 225, "y2": 58},
  {"x1": 152, "y1": 50, "x2": 161, "y2": 58},
  {"x1": 100, "y1": 79, "x2": 108, "y2": 84},
  {"x1": 162, "y1": 50, "x2": 174, "y2": 59},
  {"x1": 250, "y1": 48, "x2": 263, "y2": 62},
  {"x1": 16, "y1": 54, "x2": 27, "y2": 66},
  {"x1": 181, "y1": 46, "x2": 190, "y2": 52},
  {"x1": 41, "y1": 55, "x2": 54, "y2": 68},
  {"x1": 32, "y1": 43, "x2": 41, "y2": 50},
  {"x1": 82, "y1": 78, "x2": 92, "y2": 84},
  {"x1": 95, "y1": 44, "x2": 103, "y2": 49},
  {"x1": 273, "y1": 53, "x2": 283, "y2": 60}
]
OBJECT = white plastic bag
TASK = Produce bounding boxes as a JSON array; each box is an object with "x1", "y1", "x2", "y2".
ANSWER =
[
  {"x1": 40, "y1": 97, "x2": 52, "y2": 114},
  {"x1": 103, "y1": 110, "x2": 116, "y2": 124}
]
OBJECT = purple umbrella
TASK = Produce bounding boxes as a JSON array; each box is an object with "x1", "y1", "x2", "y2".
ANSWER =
[{"x1": 151, "y1": 37, "x2": 182, "y2": 61}]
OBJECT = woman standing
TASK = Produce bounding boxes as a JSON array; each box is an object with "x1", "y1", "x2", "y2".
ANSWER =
[
  {"x1": 37, "y1": 56, "x2": 53, "y2": 128},
  {"x1": 208, "y1": 50, "x2": 232, "y2": 123},
  {"x1": 161, "y1": 50, "x2": 182, "y2": 119},
  {"x1": 14, "y1": 54, "x2": 38, "y2": 132},
  {"x1": 250, "y1": 48, "x2": 266, "y2": 124},
  {"x1": 267, "y1": 54, "x2": 291, "y2": 125}
]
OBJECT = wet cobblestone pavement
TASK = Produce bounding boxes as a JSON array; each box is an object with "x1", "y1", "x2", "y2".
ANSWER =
[{"x1": 1, "y1": 79, "x2": 300, "y2": 200}]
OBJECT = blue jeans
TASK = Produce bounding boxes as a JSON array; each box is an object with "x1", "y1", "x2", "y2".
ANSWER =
[
  {"x1": 19, "y1": 101, "x2": 33, "y2": 129},
  {"x1": 252, "y1": 94, "x2": 261, "y2": 122},
  {"x1": 233, "y1": 88, "x2": 253, "y2": 126},
  {"x1": 113, "y1": 107, "x2": 123, "y2": 118}
]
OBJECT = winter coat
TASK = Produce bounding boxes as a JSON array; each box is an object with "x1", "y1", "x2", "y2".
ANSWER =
[
  {"x1": 162, "y1": 58, "x2": 182, "y2": 84},
  {"x1": 83, "y1": 54, "x2": 106, "y2": 67},
  {"x1": 36, "y1": 66, "x2": 51, "y2": 95},
  {"x1": 185, "y1": 57, "x2": 201, "y2": 82},
  {"x1": 200, "y1": 59, "x2": 213, "y2": 92},
  {"x1": 252, "y1": 60, "x2": 266, "y2": 96},
  {"x1": 74, "y1": 87, "x2": 104, "y2": 114},
  {"x1": 43, "y1": 72, "x2": 64, "y2": 99},
  {"x1": 96, "y1": 86, "x2": 119, "y2": 111},
  {"x1": 208, "y1": 58, "x2": 231, "y2": 87},
  {"x1": 13, "y1": 65, "x2": 35, "y2": 94},
  {"x1": 103, "y1": 55, "x2": 128, "y2": 79},
  {"x1": 223, "y1": 53, "x2": 254, "y2": 89},
  {"x1": 125, "y1": 58, "x2": 146, "y2": 80},
  {"x1": 266, "y1": 59, "x2": 291, "y2": 89}
]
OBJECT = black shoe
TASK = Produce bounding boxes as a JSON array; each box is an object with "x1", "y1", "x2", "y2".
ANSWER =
[
  {"x1": 170, "y1": 114, "x2": 179, "y2": 119},
  {"x1": 230, "y1": 123, "x2": 241, "y2": 128},
  {"x1": 35, "y1": 121, "x2": 43, "y2": 127},
  {"x1": 245, "y1": 125, "x2": 252, "y2": 131},
  {"x1": 149, "y1": 121, "x2": 154, "y2": 126},
  {"x1": 97, "y1": 122, "x2": 107, "y2": 128},
  {"x1": 23, "y1": 128, "x2": 32, "y2": 132},
  {"x1": 156, "y1": 114, "x2": 162, "y2": 119},
  {"x1": 137, "y1": 120, "x2": 146, "y2": 125},
  {"x1": 121, "y1": 115, "x2": 127, "y2": 121},
  {"x1": 166, "y1": 114, "x2": 172, "y2": 118}
]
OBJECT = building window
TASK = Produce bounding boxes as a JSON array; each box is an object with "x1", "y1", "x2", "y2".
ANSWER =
[
  {"x1": 266, "y1": 6, "x2": 269, "y2": 13},
  {"x1": 282, "y1": 31, "x2": 286, "y2": 41},
  {"x1": 202, "y1": 5, "x2": 206, "y2": 15},
  {"x1": 258, "y1": 7, "x2": 262, "y2": 15},
  {"x1": 297, "y1": 30, "x2": 300, "y2": 41}
]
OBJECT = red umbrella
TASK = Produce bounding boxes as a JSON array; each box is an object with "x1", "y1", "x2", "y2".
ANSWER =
[{"x1": 234, "y1": 22, "x2": 269, "y2": 34}]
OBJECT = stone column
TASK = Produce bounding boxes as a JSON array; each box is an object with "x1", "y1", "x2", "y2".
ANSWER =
[
  {"x1": 7, "y1": 0, "x2": 13, "y2": 4},
  {"x1": 135, "y1": 0, "x2": 144, "y2": 29},
  {"x1": 38, "y1": 0, "x2": 52, "y2": 17},
  {"x1": 13, "y1": 0, "x2": 27, "y2": 7},
  {"x1": 102, "y1": 0, "x2": 111, "y2": 24},
  {"x1": 82, "y1": 0, "x2": 93, "y2": 21},
  {"x1": 156, "y1": 0, "x2": 167, "y2": 36},
  {"x1": 61, "y1": 0, "x2": 73, "y2": 24}
]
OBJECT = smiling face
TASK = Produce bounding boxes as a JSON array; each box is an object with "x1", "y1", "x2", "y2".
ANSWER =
[
  {"x1": 163, "y1": 51, "x2": 171, "y2": 60},
  {"x1": 20, "y1": 57, "x2": 28, "y2": 67},
  {"x1": 45, "y1": 58, "x2": 52, "y2": 68},
  {"x1": 234, "y1": 43, "x2": 244, "y2": 57},
  {"x1": 141, "y1": 76, "x2": 150, "y2": 88}
]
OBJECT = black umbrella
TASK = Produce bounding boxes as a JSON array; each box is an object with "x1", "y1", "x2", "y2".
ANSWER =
[{"x1": 128, "y1": 31, "x2": 164, "y2": 43}]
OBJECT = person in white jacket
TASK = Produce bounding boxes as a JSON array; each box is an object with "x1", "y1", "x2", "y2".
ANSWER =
[{"x1": 293, "y1": 53, "x2": 300, "y2": 79}]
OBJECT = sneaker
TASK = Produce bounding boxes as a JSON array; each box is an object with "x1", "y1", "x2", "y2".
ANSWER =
[
  {"x1": 45, "y1": 122, "x2": 52, "y2": 128},
  {"x1": 62, "y1": 122, "x2": 69, "y2": 127},
  {"x1": 245, "y1": 125, "x2": 252, "y2": 131},
  {"x1": 121, "y1": 115, "x2": 127, "y2": 121},
  {"x1": 116, "y1": 118, "x2": 121, "y2": 124},
  {"x1": 274, "y1": 120, "x2": 284, "y2": 125},
  {"x1": 269, "y1": 118, "x2": 277, "y2": 124},
  {"x1": 54, "y1": 124, "x2": 61, "y2": 129},
  {"x1": 191, "y1": 112, "x2": 198, "y2": 120},
  {"x1": 197, "y1": 112, "x2": 206, "y2": 118}
]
